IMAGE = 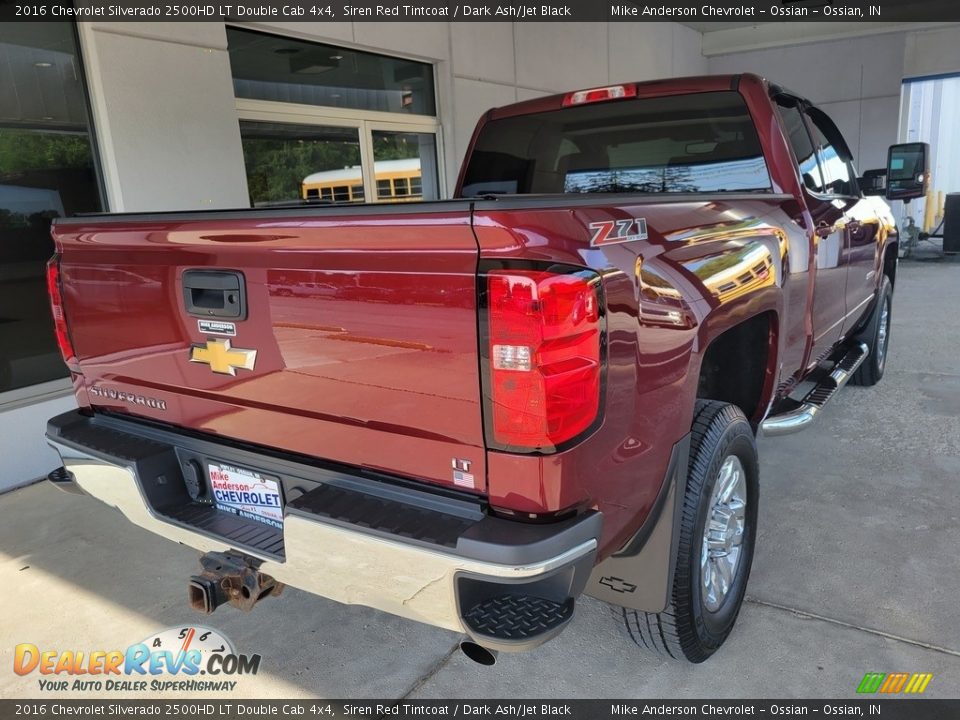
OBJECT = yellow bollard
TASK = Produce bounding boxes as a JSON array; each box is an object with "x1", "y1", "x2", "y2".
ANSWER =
[{"x1": 923, "y1": 190, "x2": 936, "y2": 233}]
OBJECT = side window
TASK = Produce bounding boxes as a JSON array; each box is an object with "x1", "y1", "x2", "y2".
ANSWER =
[
  {"x1": 776, "y1": 101, "x2": 825, "y2": 193},
  {"x1": 805, "y1": 111, "x2": 858, "y2": 197}
]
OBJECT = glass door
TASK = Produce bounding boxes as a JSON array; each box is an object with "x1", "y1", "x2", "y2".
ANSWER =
[{"x1": 369, "y1": 129, "x2": 441, "y2": 202}]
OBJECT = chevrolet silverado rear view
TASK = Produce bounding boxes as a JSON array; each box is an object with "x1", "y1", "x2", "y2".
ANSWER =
[{"x1": 46, "y1": 74, "x2": 919, "y2": 663}]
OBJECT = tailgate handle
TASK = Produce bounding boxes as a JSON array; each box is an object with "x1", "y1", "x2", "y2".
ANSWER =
[{"x1": 182, "y1": 270, "x2": 246, "y2": 320}]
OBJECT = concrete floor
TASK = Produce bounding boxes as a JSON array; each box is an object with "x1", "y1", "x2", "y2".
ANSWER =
[{"x1": 2, "y1": 258, "x2": 958, "y2": 700}]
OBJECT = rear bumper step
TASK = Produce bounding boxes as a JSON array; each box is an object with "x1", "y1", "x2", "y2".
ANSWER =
[
  {"x1": 761, "y1": 342, "x2": 869, "y2": 437},
  {"x1": 463, "y1": 595, "x2": 574, "y2": 644},
  {"x1": 45, "y1": 410, "x2": 600, "y2": 650}
]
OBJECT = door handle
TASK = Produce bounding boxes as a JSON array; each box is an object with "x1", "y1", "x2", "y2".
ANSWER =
[{"x1": 182, "y1": 270, "x2": 247, "y2": 320}]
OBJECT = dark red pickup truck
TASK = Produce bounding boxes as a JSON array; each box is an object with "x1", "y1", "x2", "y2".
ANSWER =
[{"x1": 44, "y1": 74, "x2": 925, "y2": 664}]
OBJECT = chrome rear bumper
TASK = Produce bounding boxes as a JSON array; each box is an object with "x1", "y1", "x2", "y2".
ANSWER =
[{"x1": 46, "y1": 411, "x2": 600, "y2": 651}]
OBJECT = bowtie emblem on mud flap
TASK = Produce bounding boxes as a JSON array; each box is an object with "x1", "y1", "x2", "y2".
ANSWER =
[
  {"x1": 599, "y1": 576, "x2": 638, "y2": 594},
  {"x1": 189, "y1": 338, "x2": 257, "y2": 376}
]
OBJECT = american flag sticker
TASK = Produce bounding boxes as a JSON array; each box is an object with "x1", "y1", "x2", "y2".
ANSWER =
[{"x1": 453, "y1": 470, "x2": 475, "y2": 488}]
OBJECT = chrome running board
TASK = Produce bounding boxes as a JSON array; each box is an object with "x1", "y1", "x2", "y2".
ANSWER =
[{"x1": 761, "y1": 342, "x2": 869, "y2": 437}]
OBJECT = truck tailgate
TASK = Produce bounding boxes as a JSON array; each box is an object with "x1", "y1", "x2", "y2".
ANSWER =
[{"x1": 52, "y1": 207, "x2": 486, "y2": 492}]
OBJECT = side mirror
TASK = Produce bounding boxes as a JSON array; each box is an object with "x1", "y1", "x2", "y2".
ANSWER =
[
  {"x1": 859, "y1": 169, "x2": 887, "y2": 197},
  {"x1": 886, "y1": 142, "x2": 929, "y2": 201}
]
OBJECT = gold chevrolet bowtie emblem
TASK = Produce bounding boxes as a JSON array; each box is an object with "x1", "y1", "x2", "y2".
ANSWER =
[{"x1": 189, "y1": 338, "x2": 257, "y2": 376}]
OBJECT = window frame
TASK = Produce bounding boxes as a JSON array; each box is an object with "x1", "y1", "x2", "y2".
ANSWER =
[
  {"x1": 773, "y1": 93, "x2": 861, "y2": 202},
  {"x1": 802, "y1": 107, "x2": 861, "y2": 201},
  {"x1": 774, "y1": 98, "x2": 827, "y2": 196}
]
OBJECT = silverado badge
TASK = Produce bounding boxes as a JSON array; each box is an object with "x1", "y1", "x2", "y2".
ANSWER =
[{"x1": 189, "y1": 338, "x2": 257, "y2": 376}]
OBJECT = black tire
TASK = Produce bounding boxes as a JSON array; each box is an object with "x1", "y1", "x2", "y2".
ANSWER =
[
  {"x1": 850, "y1": 275, "x2": 893, "y2": 387},
  {"x1": 622, "y1": 400, "x2": 759, "y2": 663}
]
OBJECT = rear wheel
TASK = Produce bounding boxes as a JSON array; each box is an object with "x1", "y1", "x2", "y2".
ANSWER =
[
  {"x1": 621, "y1": 400, "x2": 758, "y2": 663},
  {"x1": 851, "y1": 275, "x2": 893, "y2": 387}
]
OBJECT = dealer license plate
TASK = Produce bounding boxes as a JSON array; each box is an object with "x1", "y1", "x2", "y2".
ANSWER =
[{"x1": 208, "y1": 462, "x2": 283, "y2": 530}]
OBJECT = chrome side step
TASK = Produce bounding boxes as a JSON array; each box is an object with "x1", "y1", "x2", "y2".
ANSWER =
[{"x1": 761, "y1": 342, "x2": 869, "y2": 437}]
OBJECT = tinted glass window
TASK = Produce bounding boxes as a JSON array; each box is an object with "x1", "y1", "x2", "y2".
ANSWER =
[
  {"x1": 0, "y1": 22, "x2": 102, "y2": 395},
  {"x1": 806, "y1": 112, "x2": 857, "y2": 197},
  {"x1": 239, "y1": 120, "x2": 362, "y2": 206},
  {"x1": 776, "y1": 102, "x2": 825, "y2": 193},
  {"x1": 460, "y1": 91, "x2": 771, "y2": 196},
  {"x1": 371, "y1": 130, "x2": 440, "y2": 202},
  {"x1": 227, "y1": 28, "x2": 436, "y2": 116}
]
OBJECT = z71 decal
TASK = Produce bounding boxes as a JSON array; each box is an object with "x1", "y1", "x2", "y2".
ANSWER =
[{"x1": 589, "y1": 218, "x2": 648, "y2": 247}]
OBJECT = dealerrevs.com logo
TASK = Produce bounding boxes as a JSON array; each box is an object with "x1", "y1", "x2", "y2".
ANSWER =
[{"x1": 13, "y1": 626, "x2": 260, "y2": 693}]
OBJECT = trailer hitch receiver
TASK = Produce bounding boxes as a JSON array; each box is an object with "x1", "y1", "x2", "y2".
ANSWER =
[{"x1": 189, "y1": 551, "x2": 284, "y2": 614}]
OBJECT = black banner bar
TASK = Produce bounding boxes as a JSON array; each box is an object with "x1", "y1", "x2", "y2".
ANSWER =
[
  {"x1": 2, "y1": 0, "x2": 960, "y2": 22},
  {"x1": 3, "y1": 700, "x2": 960, "y2": 720}
]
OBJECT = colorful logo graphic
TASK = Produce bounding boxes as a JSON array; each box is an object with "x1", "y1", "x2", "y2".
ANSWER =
[
  {"x1": 13, "y1": 626, "x2": 260, "y2": 693},
  {"x1": 856, "y1": 672, "x2": 933, "y2": 695},
  {"x1": 588, "y1": 217, "x2": 648, "y2": 247}
]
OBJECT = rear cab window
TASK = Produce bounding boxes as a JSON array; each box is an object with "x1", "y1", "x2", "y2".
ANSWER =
[{"x1": 460, "y1": 91, "x2": 772, "y2": 196}]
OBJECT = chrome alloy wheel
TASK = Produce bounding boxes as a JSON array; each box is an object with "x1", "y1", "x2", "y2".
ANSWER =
[
  {"x1": 700, "y1": 455, "x2": 748, "y2": 612},
  {"x1": 876, "y1": 298, "x2": 890, "y2": 371}
]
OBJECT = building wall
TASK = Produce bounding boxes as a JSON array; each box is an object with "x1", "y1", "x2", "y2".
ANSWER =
[
  {"x1": 709, "y1": 32, "x2": 906, "y2": 173},
  {"x1": 904, "y1": 26, "x2": 960, "y2": 79},
  {"x1": 77, "y1": 21, "x2": 706, "y2": 211},
  {"x1": 709, "y1": 26, "x2": 960, "y2": 174},
  {"x1": 0, "y1": 392, "x2": 77, "y2": 493},
  {"x1": 77, "y1": 22, "x2": 248, "y2": 212}
]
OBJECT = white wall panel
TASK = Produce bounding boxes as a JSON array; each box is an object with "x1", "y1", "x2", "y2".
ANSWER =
[
  {"x1": 905, "y1": 27, "x2": 960, "y2": 78},
  {"x1": 852, "y1": 96, "x2": 901, "y2": 171},
  {"x1": 451, "y1": 23, "x2": 515, "y2": 85},
  {"x1": 79, "y1": 24, "x2": 249, "y2": 212},
  {"x1": 0, "y1": 394, "x2": 77, "y2": 492},
  {"x1": 514, "y1": 23, "x2": 609, "y2": 91},
  {"x1": 609, "y1": 23, "x2": 676, "y2": 84},
  {"x1": 671, "y1": 23, "x2": 709, "y2": 77},
  {"x1": 352, "y1": 21, "x2": 451, "y2": 61},
  {"x1": 709, "y1": 33, "x2": 907, "y2": 174}
]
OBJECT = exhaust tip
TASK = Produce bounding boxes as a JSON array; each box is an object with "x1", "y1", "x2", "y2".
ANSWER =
[
  {"x1": 460, "y1": 640, "x2": 498, "y2": 666},
  {"x1": 47, "y1": 466, "x2": 84, "y2": 495}
]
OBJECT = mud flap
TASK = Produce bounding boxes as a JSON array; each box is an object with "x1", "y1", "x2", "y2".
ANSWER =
[{"x1": 583, "y1": 434, "x2": 690, "y2": 612}]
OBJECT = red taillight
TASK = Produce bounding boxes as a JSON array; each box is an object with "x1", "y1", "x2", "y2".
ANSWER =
[
  {"x1": 46, "y1": 255, "x2": 76, "y2": 365},
  {"x1": 485, "y1": 269, "x2": 602, "y2": 451},
  {"x1": 562, "y1": 84, "x2": 637, "y2": 107}
]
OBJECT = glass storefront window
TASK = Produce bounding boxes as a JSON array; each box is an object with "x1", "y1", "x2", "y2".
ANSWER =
[
  {"x1": 227, "y1": 28, "x2": 436, "y2": 117},
  {"x1": 239, "y1": 120, "x2": 362, "y2": 206},
  {"x1": 371, "y1": 130, "x2": 440, "y2": 202},
  {"x1": 0, "y1": 21, "x2": 102, "y2": 396}
]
